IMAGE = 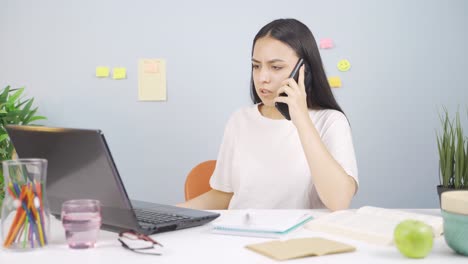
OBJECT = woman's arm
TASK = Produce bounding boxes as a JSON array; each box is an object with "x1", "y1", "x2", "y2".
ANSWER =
[
  {"x1": 176, "y1": 189, "x2": 233, "y2": 210},
  {"x1": 275, "y1": 66, "x2": 356, "y2": 211},
  {"x1": 295, "y1": 118, "x2": 357, "y2": 211}
]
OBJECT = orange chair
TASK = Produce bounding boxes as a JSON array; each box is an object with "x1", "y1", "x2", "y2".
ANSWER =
[{"x1": 184, "y1": 160, "x2": 216, "y2": 201}]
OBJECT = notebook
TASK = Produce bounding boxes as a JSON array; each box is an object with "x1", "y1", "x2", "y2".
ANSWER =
[
  {"x1": 6, "y1": 125, "x2": 220, "y2": 235},
  {"x1": 305, "y1": 206, "x2": 443, "y2": 245},
  {"x1": 246, "y1": 237, "x2": 356, "y2": 261},
  {"x1": 211, "y1": 210, "x2": 313, "y2": 238}
]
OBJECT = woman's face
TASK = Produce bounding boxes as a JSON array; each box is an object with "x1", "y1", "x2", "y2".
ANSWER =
[{"x1": 252, "y1": 36, "x2": 300, "y2": 107}]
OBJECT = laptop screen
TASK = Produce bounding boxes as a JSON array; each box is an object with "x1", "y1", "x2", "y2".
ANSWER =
[{"x1": 6, "y1": 125, "x2": 139, "y2": 231}]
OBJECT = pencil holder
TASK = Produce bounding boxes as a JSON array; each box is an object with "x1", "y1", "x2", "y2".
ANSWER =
[{"x1": 1, "y1": 159, "x2": 50, "y2": 250}]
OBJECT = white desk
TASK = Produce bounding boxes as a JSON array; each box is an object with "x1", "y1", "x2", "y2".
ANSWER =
[{"x1": 0, "y1": 209, "x2": 466, "y2": 264}]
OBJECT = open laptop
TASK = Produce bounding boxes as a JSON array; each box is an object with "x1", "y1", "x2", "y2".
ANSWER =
[{"x1": 5, "y1": 125, "x2": 220, "y2": 235}]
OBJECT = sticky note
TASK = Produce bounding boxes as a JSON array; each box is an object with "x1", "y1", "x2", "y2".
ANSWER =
[
  {"x1": 337, "y1": 59, "x2": 351, "y2": 72},
  {"x1": 144, "y1": 61, "x2": 159, "y2": 74},
  {"x1": 328, "y1": 76, "x2": 342, "y2": 88},
  {"x1": 113, "y1": 68, "x2": 127, "y2": 80},
  {"x1": 96, "y1": 66, "x2": 110, "y2": 77},
  {"x1": 319, "y1": 38, "x2": 334, "y2": 49},
  {"x1": 138, "y1": 59, "x2": 166, "y2": 101}
]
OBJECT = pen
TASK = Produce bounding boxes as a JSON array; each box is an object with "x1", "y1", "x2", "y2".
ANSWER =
[{"x1": 244, "y1": 210, "x2": 253, "y2": 225}]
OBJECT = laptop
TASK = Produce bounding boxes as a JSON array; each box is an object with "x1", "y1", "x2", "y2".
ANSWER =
[{"x1": 5, "y1": 125, "x2": 220, "y2": 235}]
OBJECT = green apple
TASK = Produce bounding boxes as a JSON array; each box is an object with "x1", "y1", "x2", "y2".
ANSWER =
[{"x1": 394, "y1": 220, "x2": 434, "y2": 258}]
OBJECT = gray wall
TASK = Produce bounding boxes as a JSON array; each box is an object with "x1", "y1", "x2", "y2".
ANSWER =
[{"x1": 1, "y1": 0, "x2": 467, "y2": 208}]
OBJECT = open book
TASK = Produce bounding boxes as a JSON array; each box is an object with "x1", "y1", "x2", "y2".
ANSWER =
[
  {"x1": 305, "y1": 206, "x2": 443, "y2": 246},
  {"x1": 212, "y1": 210, "x2": 313, "y2": 238}
]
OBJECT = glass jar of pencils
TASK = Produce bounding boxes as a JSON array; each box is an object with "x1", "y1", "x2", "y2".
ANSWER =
[{"x1": 1, "y1": 159, "x2": 50, "y2": 250}]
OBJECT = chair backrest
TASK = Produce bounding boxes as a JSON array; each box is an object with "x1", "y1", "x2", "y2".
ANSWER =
[{"x1": 184, "y1": 160, "x2": 216, "y2": 201}]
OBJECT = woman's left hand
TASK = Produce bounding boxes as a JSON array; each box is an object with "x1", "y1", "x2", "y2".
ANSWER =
[{"x1": 274, "y1": 66, "x2": 310, "y2": 127}]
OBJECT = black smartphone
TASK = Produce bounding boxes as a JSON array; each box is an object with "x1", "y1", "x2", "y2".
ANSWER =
[{"x1": 275, "y1": 58, "x2": 304, "y2": 120}]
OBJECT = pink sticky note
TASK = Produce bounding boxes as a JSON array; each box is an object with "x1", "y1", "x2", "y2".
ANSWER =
[
  {"x1": 144, "y1": 61, "x2": 159, "y2": 74},
  {"x1": 319, "y1": 38, "x2": 334, "y2": 49}
]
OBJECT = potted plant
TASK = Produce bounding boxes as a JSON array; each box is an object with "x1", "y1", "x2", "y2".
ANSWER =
[
  {"x1": 0, "y1": 85, "x2": 46, "y2": 207},
  {"x1": 436, "y1": 108, "x2": 468, "y2": 203}
]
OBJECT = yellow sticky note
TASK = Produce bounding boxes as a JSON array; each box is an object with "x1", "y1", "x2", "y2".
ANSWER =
[
  {"x1": 138, "y1": 59, "x2": 167, "y2": 101},
  {"x1": 328, "y1": 76, "x2": 342, "y2": 88},
  {"x1": 337, "y1": 59, "x2": 351, "y2": 72},
  {"x1": 113, "y1": 67, "x2": 127, "y2": 80},
  {"x1": 96, "y1": 66, "x2": 110, "y2": 77}
]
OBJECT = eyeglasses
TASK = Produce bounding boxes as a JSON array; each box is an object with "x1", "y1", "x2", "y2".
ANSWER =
[{"x1": 118, "y1": 230, "x2": 163, "y2": 256}]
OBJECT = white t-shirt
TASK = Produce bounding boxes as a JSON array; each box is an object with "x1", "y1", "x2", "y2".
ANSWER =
[{"x1": 209, "y1": 104, "x2": 359, "y2": 209}]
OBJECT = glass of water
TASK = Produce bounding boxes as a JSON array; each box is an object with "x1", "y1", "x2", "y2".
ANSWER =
[{"x1": 61, "y1": 199, "x2": 102, "y2": 249}]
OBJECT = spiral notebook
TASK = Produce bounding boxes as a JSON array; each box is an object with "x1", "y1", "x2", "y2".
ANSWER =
[{"x1": 211, "y1": 210, "x2": 313, "y2": 238}]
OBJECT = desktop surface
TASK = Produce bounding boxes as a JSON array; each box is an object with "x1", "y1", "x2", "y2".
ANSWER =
[{"x1": 0, "y1": 209, "x2": 466, "y2": 264}]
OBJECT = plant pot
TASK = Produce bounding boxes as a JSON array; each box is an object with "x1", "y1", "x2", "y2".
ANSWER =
[{"x1": 437, "y1": 185, "x2": 456, "y2": 206}]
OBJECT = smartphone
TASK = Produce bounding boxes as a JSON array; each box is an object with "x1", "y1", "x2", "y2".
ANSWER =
[{"x1": 275, "y1": 58, "x2": 304, "y2": 120}]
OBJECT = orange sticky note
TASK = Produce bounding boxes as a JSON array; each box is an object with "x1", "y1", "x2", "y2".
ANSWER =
[{"x1": 328, "y1": 76, "x2": 342, "y2": 88}]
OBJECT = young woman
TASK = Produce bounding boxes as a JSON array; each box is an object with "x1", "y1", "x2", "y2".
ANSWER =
[{"x1": 179, "y1": 18, "x2": 358, "y2": 211}]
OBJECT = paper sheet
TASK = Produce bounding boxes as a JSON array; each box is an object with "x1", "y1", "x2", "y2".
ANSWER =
[{"x1": 138, "y1": 59, "x2": 166, "y2": 101}]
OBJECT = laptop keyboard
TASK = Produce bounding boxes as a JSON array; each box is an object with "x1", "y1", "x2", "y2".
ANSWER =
[{"x1": 133, "y1": 208, "x2": 190, "y2": 225}]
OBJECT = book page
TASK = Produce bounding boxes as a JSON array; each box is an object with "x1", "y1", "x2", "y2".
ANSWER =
[
  {"x1": 305, "y1": 207, "x2": 443, "y2": 246},
  {"x1": 356, "y1": 206, "x2": 443, "y2": 235}
]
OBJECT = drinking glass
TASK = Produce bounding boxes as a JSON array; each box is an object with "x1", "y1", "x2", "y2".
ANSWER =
[{"x1": 61, "y1": 199, "x2": 102, "y2": 249}]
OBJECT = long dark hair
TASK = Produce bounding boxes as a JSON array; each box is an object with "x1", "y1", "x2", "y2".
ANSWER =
[{"x1": 250, "y1": 18, "x2": 344, "y2": 115}]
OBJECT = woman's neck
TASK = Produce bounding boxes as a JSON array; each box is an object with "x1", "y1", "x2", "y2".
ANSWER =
[{"x1": 258, "y1": 104, "x2": 285, "y2": 120}]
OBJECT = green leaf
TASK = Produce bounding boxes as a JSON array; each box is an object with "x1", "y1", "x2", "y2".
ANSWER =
[
  {"x1": 0, "y1": 85, "x2": 47, "y2": 186},
  {"x1": 0, "y1": 86, "x2": 10, "y2": 103},
  {"x1": 22, "y1": 108, "x2": 37, "y2": 124},
  {"x1": 26, "y1": 115, "x2": 46, "y2": 124},
  {"x1": 0, "y1": 134, "x2": 9, "y2": 143},
  {"x1": 16, "y1": 99, "x2": 30, "y2": 108},
  {"x1": 6, "y1": 87, "x2": 24, "y2": 106},
  {"x1": 464, "y1": 137, "x2": 468, "y2": 188},
  {"x1": 454, "y1": 110, "x2": 466, "y2": 188},
  {"x1": 0, "y1": 148, "x2": 8, "y2": 155},
  {"x1": 19, "y1": 98, "x2": 34, "y2": 121},
  {"x1": 437, "y1": 107, "x2": 456, "y2": 187}
]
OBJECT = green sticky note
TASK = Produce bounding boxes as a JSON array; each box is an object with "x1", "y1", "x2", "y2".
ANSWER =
[
  {"x1": 113, "y1": 67, "x2": 127, "y2": 80},
  {"x1": 96, "y1": 66, "x2": 110, "y2": 77}
]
